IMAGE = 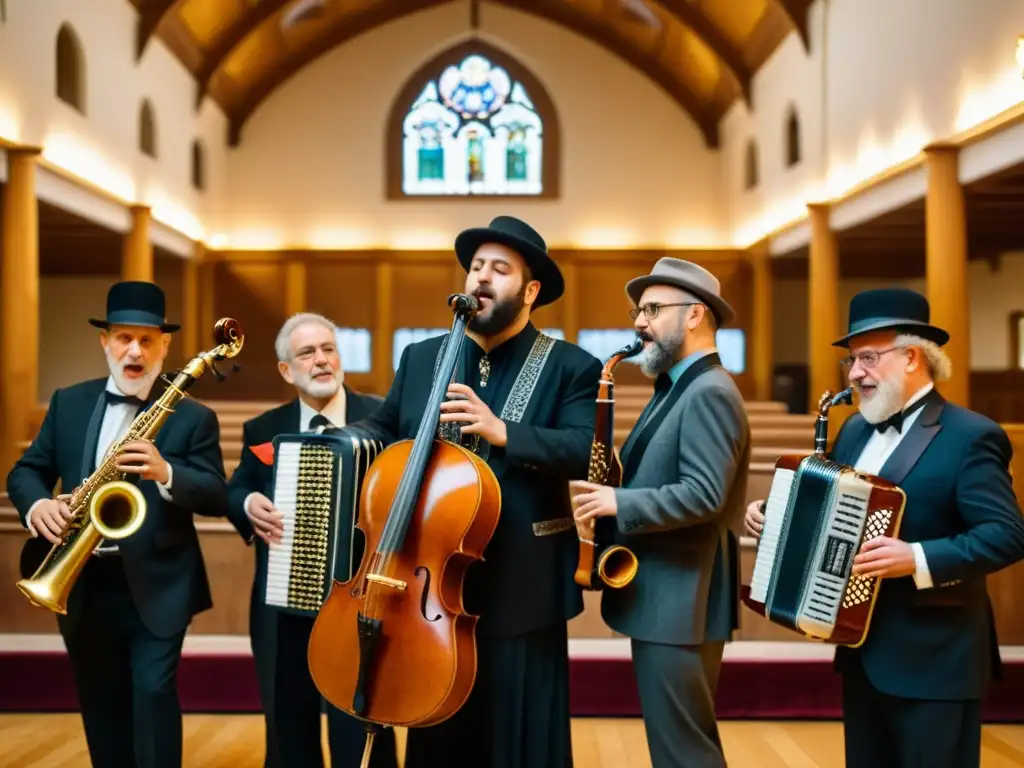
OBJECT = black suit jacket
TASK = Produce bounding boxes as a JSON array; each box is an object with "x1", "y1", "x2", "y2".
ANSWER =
[
  {"x1": 831, "y1": 390, "x2": 1024, "y2": 700},
  {"x1": 345, "y1": 328, "x2": 602, "y2": 637},
  {"x1": 7, "y1": 377, "x2": 229, "y2": 638}
]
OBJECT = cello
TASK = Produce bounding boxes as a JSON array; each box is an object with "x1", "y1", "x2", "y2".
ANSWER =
[{"x1": 307, "y1": 293, "x2": 502, "y2": 765}]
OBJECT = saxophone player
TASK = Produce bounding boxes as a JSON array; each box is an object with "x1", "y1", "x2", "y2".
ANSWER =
[
  {"x1": 571, "y1": 259, "x2": 750, "y2": 768},
  {"x1": 6, "y1": 281, "x2": 229, "y2": 768}
]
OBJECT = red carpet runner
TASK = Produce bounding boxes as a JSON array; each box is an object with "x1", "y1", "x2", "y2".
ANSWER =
[{"x1": 3, "y1": 652, "x2": 1023, "y2": 720}]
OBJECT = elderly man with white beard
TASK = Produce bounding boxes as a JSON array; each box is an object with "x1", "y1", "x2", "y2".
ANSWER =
[
  {"x1": 744, "y1": 287, "x2": 1024, "y2": 768},
  {"x1": 224, "y1": 312, "x2": 397, "y2": 768},
  {"x1": 7, "y1": 281, "x2": 229, "y2": 768}
]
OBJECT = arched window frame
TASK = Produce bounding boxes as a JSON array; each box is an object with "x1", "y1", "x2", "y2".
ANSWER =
[
  {"x1": 139, "y1": 99, "x2": 157, "y2": 158},
  {"x1": 744, "y1": 138, "x2": 758, "y2": 190},
  {"x1": 55, "y1": 23, "x2": 85, "y2": 114},
  {"x1": 785, "y1": 104, "x2": 801, "y2": 168},
  {"x1": 385, "y1": 39, "x2": 561, "y2": 200},
  {"x1": 191, "y1": 139, "x2": 205, "y2": 192}
]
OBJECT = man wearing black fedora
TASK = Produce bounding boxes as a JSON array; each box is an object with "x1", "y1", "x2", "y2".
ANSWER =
[
  {"x1": 336, "y1": 215, "x2": 602, "y2": 768},
  {"x1": 745, "y1": 287, "x2": 1024, "y2": 768},
  {"x1": 7, "y1": 280, "x2": 230, "y2": 768}
]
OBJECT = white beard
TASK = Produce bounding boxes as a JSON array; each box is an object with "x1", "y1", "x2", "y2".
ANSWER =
[
  {"x1": 856, "y1": 370, "x2": 906, "y2": 424},
  {"x1": 633, "y1": 326, "x2": 685, "y2": 378},
  {"x1": 105, "y1": 345, "x2": 161, "y2": 398},
  {"x1": 293, "y1": 365, "x2": 343, "y2": 399}
]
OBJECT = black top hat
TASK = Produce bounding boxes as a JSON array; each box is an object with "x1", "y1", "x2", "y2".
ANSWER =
[
  {"x1": 832, "y1": 287, "x2": 948, "y2": 348},
  {"x1": 89, "y1": 281, "x2": 181, "y2": 333},
  {"x1": 454, "y1": 215, "x2": 564, "y2": 308}
]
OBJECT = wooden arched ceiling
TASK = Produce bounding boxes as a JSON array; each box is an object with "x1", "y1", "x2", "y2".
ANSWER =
[{"x1": 132, "y1": 0, "x2": 811, "y2": 149}]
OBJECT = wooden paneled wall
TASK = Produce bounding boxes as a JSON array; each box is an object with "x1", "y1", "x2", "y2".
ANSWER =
[{"x1": 186, "y1": 249, "x2": 754, "y2": 402}]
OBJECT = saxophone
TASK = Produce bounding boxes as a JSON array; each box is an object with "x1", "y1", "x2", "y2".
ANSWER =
[
  {"x1": 16, "y1": 318, "x2": 244, "y2": 615},
  {"x1": 572, "y1": 336, "x2": 644, "y2": 590}
]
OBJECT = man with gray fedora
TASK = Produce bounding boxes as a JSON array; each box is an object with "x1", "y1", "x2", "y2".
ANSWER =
[{"x1": 572, "y1": 257, "x2": 750, "y2": 767}]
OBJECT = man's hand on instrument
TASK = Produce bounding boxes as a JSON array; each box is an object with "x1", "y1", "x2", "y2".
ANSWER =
[
  {"x1": 246, "y1": 493, "x2": 283, "y2": 544},
  {"x1": 115, "y1": 440, "x2": 170, "y2": 484},
  {"x1": 852, "y1": 536, "x2": 916, "y2": 579},
  {"x1": 439, "y1": 384, "x2": 508, "y2": 447},
  {"x1": 570, "y1": 481, "x2": 618, "y2": 522},
  {"x1": 744, "y1": 500, "x2": 764, "y2": 539},
  {"x1": 31, "y1": 496, "x2": 74, "y2": 544}
]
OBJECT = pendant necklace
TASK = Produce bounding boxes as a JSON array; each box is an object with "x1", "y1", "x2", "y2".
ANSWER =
[{"x1": 479, "y1": 356, "x2": 491, "y2": 388}]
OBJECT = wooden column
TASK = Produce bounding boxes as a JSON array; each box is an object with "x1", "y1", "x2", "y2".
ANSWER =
[
  {"x1": 284, "y1": 259, "x2": 307, "y2": 317},
  {"x1": 561, "y1": 258, "x2": 578, "y2": 344},
  {"x1": 122, "y1": 204, "x2": 153, "y2": 282},
  {"x1": 807, "y1": 203, "x2": 842, "y2": 412},
  {"x1": 1, "y1": 146, "x2": 41, "y2": 477},
  {"x1": 748, "y1": 241, "x2": 773, "y2": 401},
  {"x1": 375, "y1": 261, "x2": 394, "y2": 395},
  {"x1": 925, "y1": 145, "x2": 969, "y2": 407},
  {"x1": 181, "y1": 243, "x2": 203, "y2": 359}
]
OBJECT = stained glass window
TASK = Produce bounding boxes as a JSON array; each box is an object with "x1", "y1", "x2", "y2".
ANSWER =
[{"x1": 402, "y1": 53, "x2": 544, "y2": 196}]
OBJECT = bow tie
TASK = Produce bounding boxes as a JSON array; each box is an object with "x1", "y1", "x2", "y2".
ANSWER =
[
  {"x1": 872, "y1": 394, "x2": 929, "y2": 434},
  {"x1": 105, "y1": 391, "x2": 145, "y2": 408},
  {"x1": 308, "y1": 414, "x2": 333, "y2": 431}
]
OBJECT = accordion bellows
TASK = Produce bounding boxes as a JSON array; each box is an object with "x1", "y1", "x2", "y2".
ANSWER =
[
  {"x1": 265, "y1": 433, "x2": 384, "y2": 616},
  {"x1": 741, "y1": 453, "x2": 907, "y2": 647}
]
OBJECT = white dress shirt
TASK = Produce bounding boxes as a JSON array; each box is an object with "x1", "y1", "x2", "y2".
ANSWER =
[
  {"x1": 851, "y1": 382, "x2": 935, "y2": 589},
  {"x1": 26, "y1": 376, "x2": 174, "y2": 550},
  {"x1": 243, "y1": 387, "x2": 348, "y2": 518}
]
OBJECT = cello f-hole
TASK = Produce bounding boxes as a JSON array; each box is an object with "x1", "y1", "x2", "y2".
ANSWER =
[{"x1": 415, "y1": 566, "x2": 442, "y2": 622}]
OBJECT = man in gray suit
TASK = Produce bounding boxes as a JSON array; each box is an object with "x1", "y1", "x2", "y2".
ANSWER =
[{"x1": 572, "y1": 258, "x2": 751, "y2": 767}]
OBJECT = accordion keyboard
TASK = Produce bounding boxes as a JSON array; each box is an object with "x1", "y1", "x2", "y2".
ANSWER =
[
  {"x1": 266, "y1": 440, "x2": 336, "y2": 612},
  {"x1": 747, "y1": 467, "x2": 794, "y2": 604}
]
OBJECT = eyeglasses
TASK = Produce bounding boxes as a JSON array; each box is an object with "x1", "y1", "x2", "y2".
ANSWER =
[
  {"x1": 628, "y1": 302, "x2": 697, "y2": 321},
  {"x1": 840, "y1": 347, "x2": 905, "y2": 369}
]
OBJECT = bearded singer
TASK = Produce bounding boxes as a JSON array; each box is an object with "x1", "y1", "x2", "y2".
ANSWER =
[
  {"x1": 745, "y1": 288, "x2": 1024, "y2": 768},
  {"x1": 337, "y1": 215, "x2": 602, "y2": 768},
  {"x1": 572, "y1": 258, "x2": 751, "y2": 768},
  {"x1": 6, "y1": 281, "x2": 229, "y2": 768},
  {"x1": 225, "y1": 312, "x2": 397, "y2": 768}
]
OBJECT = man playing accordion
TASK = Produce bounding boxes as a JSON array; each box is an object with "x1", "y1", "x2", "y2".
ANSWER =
[{"x1": 745, "y1": 288, "x2": 1024, "y2": 768}]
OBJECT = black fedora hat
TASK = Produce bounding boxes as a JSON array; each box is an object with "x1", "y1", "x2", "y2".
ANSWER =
[
  {"x1": 832, "y1": 287, "x2": 948, "y2": 348},
  {"x1": 454, "y1": 215, "x2": 564, "y2": 308},
  {"x1": 89, "y1": 281, "x2": 181, "y2": 333}
]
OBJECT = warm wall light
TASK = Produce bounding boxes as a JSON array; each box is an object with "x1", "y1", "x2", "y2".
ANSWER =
[{"x1": 1017, "y1": 35, "x2": 1024, "y2": 76}]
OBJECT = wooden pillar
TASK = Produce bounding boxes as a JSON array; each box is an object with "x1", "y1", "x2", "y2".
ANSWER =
[
  {"x1": 748, "y1": 241, "x2": 773, "y2": 401},
  {"x1": 561, "y1": 258, "x2": 578, "y2": 345},
  {"x1": 807, "y1": 203, "x2": 842, "y2": 412},
  {"x1": 925, "y1": 145, "x2": 969, "y2": 407},
  {"x1": 284, "y1": 259, "x2": 307, "y2": 317},
  {"x1": 122, "y1": 204, "x2": 153, "y2": 282},
  {"x1": 1, "y1": 146, "x2": 41, "y2": 477},
  {"x1": 375, "y1": 261, "x2": 394, "y2": 395},
  {"x1": 181, "y1": 243, "x2": 203, "y2": 359}
]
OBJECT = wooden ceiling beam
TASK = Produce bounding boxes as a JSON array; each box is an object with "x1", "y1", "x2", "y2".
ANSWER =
[
  {"x1": 193, "y1": 0, "x2": 292, "y2": 111},
  {"x1": 226, "y1": 0, "x2": 720, "y2": 149},
  {"x1": 774, "y1": 0, "x2": 810, "y2": 53},
  {"x1": 136, "y1": 0, "x2": 179, "y2": 61},
  {"x1": 651, "y1": 0, "x2": 753, "y2": 107}
]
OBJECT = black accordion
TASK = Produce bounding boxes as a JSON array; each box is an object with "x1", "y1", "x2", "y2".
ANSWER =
[{"x1": 265, "y1": 432, "x2": 384, "y2": 616}]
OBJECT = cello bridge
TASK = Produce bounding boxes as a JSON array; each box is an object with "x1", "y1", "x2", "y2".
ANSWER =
[{"x1": 365, "y1": 573, "x2": 408, "y2": 591}]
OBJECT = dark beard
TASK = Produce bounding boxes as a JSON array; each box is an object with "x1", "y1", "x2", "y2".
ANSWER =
[{"x1": 469, "y1": 283, "x2": 526, "y2": 336}]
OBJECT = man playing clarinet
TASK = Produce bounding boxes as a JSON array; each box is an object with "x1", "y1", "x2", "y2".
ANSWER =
[
  {"x1": 745, "y1": 288, "x2": 1024, "y2": 768},
  {"x1": 339, "y1": 215, "x2": 602, "y2": 768}
]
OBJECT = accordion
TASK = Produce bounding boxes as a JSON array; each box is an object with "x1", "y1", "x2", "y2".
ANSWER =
[
  {"x1": 740, "y1": 389, "x2": 907, "y2": 647},
  {"x1": 265, "y1": 432, "x2": 384, "y2": 616}
]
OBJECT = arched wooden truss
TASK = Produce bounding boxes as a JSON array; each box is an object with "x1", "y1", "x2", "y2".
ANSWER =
[{"x1": 131, "y1": 0, "x2": 812, "y2": 149}]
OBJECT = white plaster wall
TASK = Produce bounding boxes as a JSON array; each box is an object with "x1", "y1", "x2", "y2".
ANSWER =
[
  {"x1": 723, "y1": 0, "x2": 1024, "y2": 246},
  {"x1": 219, "y1": 3, "x2": 727, "y2": 249},
  {"x1": 0, "y1": 0, "x2": 229, "y2": 240}
]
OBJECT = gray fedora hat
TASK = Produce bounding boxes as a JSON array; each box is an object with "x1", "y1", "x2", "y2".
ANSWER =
[{"x1": 625, "y1": 257, "x2": 735, "y2": 326}]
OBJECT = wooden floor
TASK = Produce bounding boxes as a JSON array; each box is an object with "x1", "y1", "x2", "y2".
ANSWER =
[{"x1": 2, "y1": 715, "x2": 1024, "y2": 767}]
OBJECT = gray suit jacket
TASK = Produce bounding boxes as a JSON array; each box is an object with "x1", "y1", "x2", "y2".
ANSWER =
[{"x1": 601, "y1": 356, "x2": 751, "y2": 646}]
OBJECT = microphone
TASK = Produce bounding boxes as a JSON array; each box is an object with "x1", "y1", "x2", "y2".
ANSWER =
[{"x1": 448, "y1": 293, "x2": 480, "y2": 315}]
